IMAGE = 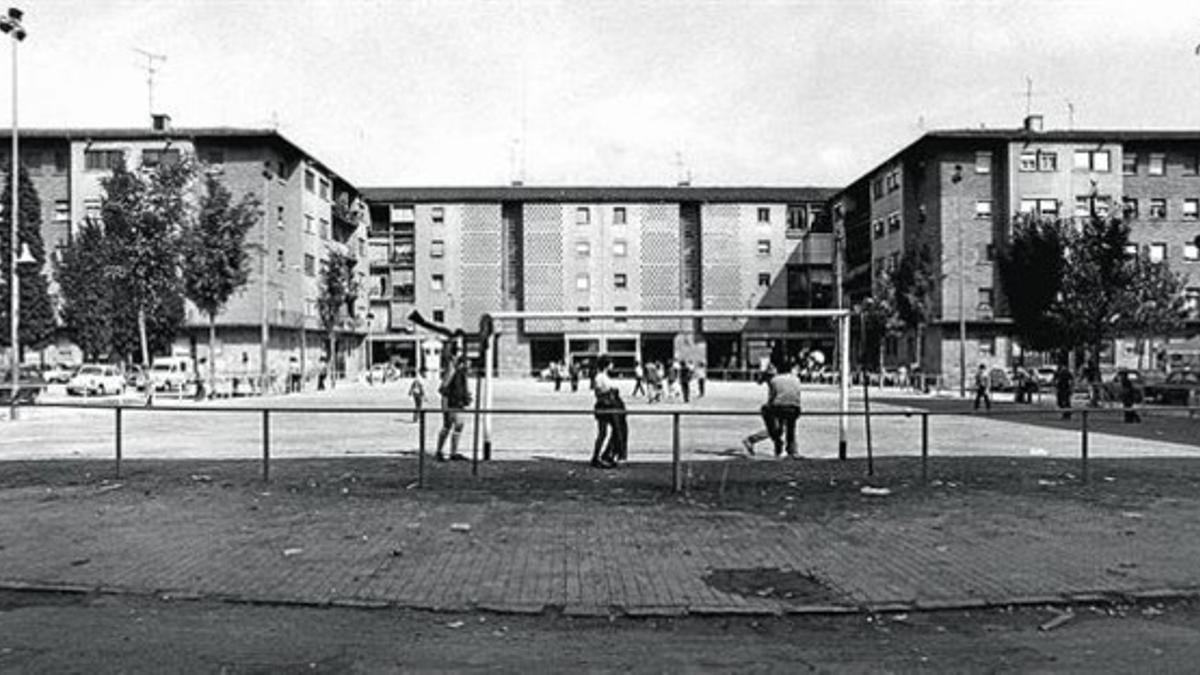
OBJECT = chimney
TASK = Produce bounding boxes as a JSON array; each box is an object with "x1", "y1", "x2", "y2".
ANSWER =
[
  {"x1": 1023, "y1": 114, "x2": 1043, "y2": 133},
  {"x1": 152, "y1": 113, "x2": 172, "y2": 132}
]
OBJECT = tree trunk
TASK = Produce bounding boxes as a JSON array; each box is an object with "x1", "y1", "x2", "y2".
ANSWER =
[
  {"x1": 138, "y1": 307, "x2": 153, "y2": 405},
  {"x1": 328, "y1": 331, "x2": 337, "y2": 390},
  {"x1": 208, "y1": 313, "x2": 217, "y2": 400}
]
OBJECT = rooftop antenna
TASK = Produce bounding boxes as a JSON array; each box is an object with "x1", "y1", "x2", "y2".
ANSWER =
[
  {"x1": 674, "y1": 151, "x2": 691, "y2": 186},
  {"x1": 1013, "y1": 76, "x2": 1044, "y2": 119},
  {"x1": 133, "y1": 47, "x2": 167, "y2": 119},
  {"x1": 1065, "y1": 99, "x2": 1075, "y2": 130},
  {"x1": 916, "y1": 114, "x2": 925, "y2": 131}
]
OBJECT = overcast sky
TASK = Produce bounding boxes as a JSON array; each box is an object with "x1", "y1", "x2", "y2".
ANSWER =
[{"x1": 9, "y1": 0, "x2": 1200, "y2": 187}]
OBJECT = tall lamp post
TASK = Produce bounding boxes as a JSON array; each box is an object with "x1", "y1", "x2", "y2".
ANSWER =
[
  {"x1": 2, "y1": 7, "x2": 25, "y2": 420},
  {"x1": 951, "y1": 163, "x2": 967, "y2": 398},
  {"x1": 259, "y1": 163, "x2": 272, "y2": 394}
]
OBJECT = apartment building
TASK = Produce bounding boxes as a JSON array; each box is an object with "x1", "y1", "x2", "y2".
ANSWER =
[
  {"x1": 1, "y1": 117, "x2": 370, "y2": 378},
  {"x1": 361, "y1": 186, "x2": 836, "y2": 375},
  {"x1": 830, "y1": 115, "x2": 1200, "y2": 379}
]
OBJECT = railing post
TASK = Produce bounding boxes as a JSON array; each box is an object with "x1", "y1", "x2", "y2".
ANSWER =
[
  {"x1": 417, "y1": 408, "x2": 426, "y2": 488},
  {"x1": 1080, "y1": 409, "x2": 1089, "y2": 484},
  {"x1": 920, "y1": 412, "x2": 929, "y2": 484},
  {"x1": 671, "y1": 412, "x2": 681, "y2": 493},
  {"x1": 114, "y1": 406, "x2": 123, "y2": 479},
  {"x1": 262, "y1": 409, "x2": 271, "y2": 483}
]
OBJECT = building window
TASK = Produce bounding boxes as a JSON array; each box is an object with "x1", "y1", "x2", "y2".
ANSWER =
[
  {"x1": 978, "y1": 287, "x2": 994, "y2": 309},
  {"x1": 1019, "y1": 152, "x2": 1038, "y2": 172},
  {"x1": 432, "y1": 207, "x2": 445, "y2": 224},
  {"x1": 141, "y1": 148, "x2": 181, "y2": 168},
  {"x1": 614, "y1": 306, "x2": 627, "y2": 323},
  {"x1": 84, "y1": 149, "x2": 124, "y2": 171},
  {"x1": 978, "y1": 336, "x2": 996, "y2": 356},
  {"x1": 1185, "y1": 199, "x2": 1200, "y2": 220},
  {"x1": 82, "y1": 198, "x2": 101, "y2": 223},
  {"x1": 305, "y1": 215, "x2": 314, "y2": 234},
  {"x1": 1183, "y1": 242, "x2": 1199, "y2": 262},
  {"x1": 975, "y1": 151, "x2": 992, "y2": 174},
  {"x1": 276, "y1": 249, "x2": 285, "y2": 272},
  {"x1": 303, "y1": 254, "x2": 315, "y2": 276},
  {"x1": 304, "y1": 170, "x2": 315, "y2": 192},
  {"x1": 575, "y1": 240, "x2": 591, "y2": 257},
  {"x1": 577, "y1": 306, "x2": 590, "y2": 323},
  {"x1": 320, "y1": 219, "x2": 330, "y2": 240},
  {"x1": 1187, "y1": 288, "x2": 1200, "y2": 315},
  {"x1": 1148, "y1": 153, "x2": 1166, "y2": 176},
  {"x1": 871, "y1": 178, "x2": 883, "y2": 200},
  {"x1": 53, "y1": 200, "x2": 69, "y2": 223},
  {"x1": 319, "y1": 178, "x2": 330, "y2": 201},
  {"x1": 757, "y1": 207, "x2": 771, "y2": 224},
  {"x1": 432, "y1": 308, "x2": 445, "y2": 324},
  {"x1": 608, "y1": 239, "x2": 626, "y2": 257},
  {"x1": 1149, "y1": 242, "x2": 1167, "y2": 263},
  {"x1": 885, "y1": 170, "x2": 901, "y2": 192},
  {"x1": 1122, "y1": 197, "x2": 1139, "y2": 220},
  {"x1": 613, "y1": 207, "x2": 626, "y2": 225},
  {"x1": 1149, "y1": 199, "x2": 1167, "y2": 219},
  {"x1": 756, "y1": 239, "x2": 771, "y2": 256},
  {"x1": 614, "y1": 273, "x2": 628, "y2": 289},
  {"x1": 1124, "y1": 243, "x2": 1139, "y2": 257},
  {"x1": 390, "y1": 205, "x2": 415, "y2": 223},
  {"x1": 1074, "y1": 150, "x2": 1111, "y2": 172},
  {"x1": 1185, "y1": 155, "x2": 1200, "y2": 176},
  {"x1": 576, "y1": 207, "x2": 591, "y2": 225},
  {"x1": 757, "y1": 273, "x2": 770, "y2": 288},
  {"x1": 1123, "y1": 153, "x2": 1138, "y2": 175},
  {"x1": 1038, "y1": 151, "x2": 1058, "y2": 172},
  {"x1": 575, "y1": 273, "x2": 590, "y2": 290},
  {"x1": 975, "y1": 200, "x2": 992, "y2": 220},
  {"x1": 199, "y1": 147, "x2": 224, "y2": 166},
  {"x1": 431, "y1": 274, "x2": 444, "y2": 291},
  {"x1": 887, "y1": 212, "x2": 901, "y2": 232},
  {"x1": 984, "y1": 243, "x2": 995, "y2": 262},
  {"x1": 276, "y1": 206, "x2": 285, "y2": 229},
  {"x1": 786, "y1": 204, "x2": 807, "y2": 233},
  {"x1": 430, "y1": 239, "x2": 445, "y2": 258},
  {"x1": 873, "y1": 219, "x2": 884, "y2": 239}
]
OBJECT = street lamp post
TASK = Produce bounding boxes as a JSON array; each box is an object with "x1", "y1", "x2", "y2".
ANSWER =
[
  {"x1": 260, "y1": 164, "x2": 271, "y2": 394},
  {"x1": 2, "y1": 7, "x2": 25, "y2": 421},
  {"x1": 951, "y1": 163, "x2": 967, "y2": 398}
]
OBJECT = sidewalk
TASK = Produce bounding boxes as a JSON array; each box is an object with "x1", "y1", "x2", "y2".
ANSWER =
[{"x1": 3, "y1": 456, "x2": 1200, "y2": 616}]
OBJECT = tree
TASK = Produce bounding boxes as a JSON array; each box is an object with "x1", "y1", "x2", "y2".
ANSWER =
[
  {"x1": 997, "y1": 215, "x2": 1070, "y2": 359},
  {"x1": 1059, "y1": 214, "x2": 1137, "y2": 380},
  {"x1": 0, "y1": 163, "x2": 55, "y2": 362},
  {"x1": 180, "y1": 172, "x2": 261, "y2": 393},
  {"x1": 317, "y1": 251, "x2": 359, "y2": 388},
  {"x1": 100, "y1": 158, "x2": 194, "y2": 368},
  {"x1": 889, "y1": 244, "x2": 937, "y2": 369},
  {"x1": 858, "y1": 272, "x2": 900, "y2": 378},
  {"x1": 55, "y1": 221, "x2": 115, "y2": 361},
  {"x1": 1122, "y1": 255, "x2": 1187, "y2": 370}
]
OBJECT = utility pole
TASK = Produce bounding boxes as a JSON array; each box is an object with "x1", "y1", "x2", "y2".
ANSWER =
[
  {"x1": 133, "y1": 47, "x2": 166, "y2": 119},
  {"x1": 952, "y1": 164, "x2": 966, "y2": 398}
]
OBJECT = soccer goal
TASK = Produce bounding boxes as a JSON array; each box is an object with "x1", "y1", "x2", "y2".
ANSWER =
[{"x1": 479, "y1": 308, "x2": 853, "y2": 459}]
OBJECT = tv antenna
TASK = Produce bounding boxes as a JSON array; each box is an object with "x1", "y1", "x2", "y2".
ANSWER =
[
  {"x1": 133, "y1": 48, "x2": 167, "y2": 119},
  {"x1": 1065, "y1": 99, "x2": 1075, "y2": 130}
]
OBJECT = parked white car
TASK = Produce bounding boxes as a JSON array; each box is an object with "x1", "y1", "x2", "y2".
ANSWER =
[
  {"x1": 67, "y1": 364, "x2": 126, "y2": 396},
  {"x1": 149, "y1": 356, "x2": 194, "y2": 392}
]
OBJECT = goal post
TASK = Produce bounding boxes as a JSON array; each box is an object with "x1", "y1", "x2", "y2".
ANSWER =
[{"x1": 480, "y1": 308, "x2": 852, "y2": 461}]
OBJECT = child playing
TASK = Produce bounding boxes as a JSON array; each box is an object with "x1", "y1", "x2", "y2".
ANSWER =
[{"x1": 408, "y1": 372, "x2": 426, "y2": 423}]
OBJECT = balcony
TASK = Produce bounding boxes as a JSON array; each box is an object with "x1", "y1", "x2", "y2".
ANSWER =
[{"x1": 332, "y1": 201, "x2": 359, "y2": 228}]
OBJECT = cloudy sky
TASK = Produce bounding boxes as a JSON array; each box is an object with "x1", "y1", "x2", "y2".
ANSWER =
[{"x1": 9, "y1": 0, "x2": 1200, "y2": 187}]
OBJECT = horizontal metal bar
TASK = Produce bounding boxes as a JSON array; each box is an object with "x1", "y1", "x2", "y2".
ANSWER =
[{"x1": 486, "y1": 309, "x2": 852, "y2": 321}]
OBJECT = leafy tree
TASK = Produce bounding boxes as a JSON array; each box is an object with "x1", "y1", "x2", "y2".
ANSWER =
[
  {"x1": 0, "y1": 163, "x2": 55, "y2": 363},
  {"x1": 997, "y1": 216, "x2": 1070, "y2": 359},
  {"x1": 889, "y1": 244, "x2": 937, "y2": 368},
  {"x1": 55, "y1": 221, "x2": 114, "y2": 361},
  {"x1": 317, "y1": 250, "x2": 359, "y2": 388},
  {"x1": 858, "y1": 272, "x2": 900, "y2": 378},
  {"x1": 180, "y1": 172, "x2": 261, "y2": 392},
  {"x1": 100, "y1": 158, "x2": 194, "y2": 368},
  {"x1": 1059, "y1": 214, "x2": 1137, "y2": 380},
  {"x1": 1121, "y1": 255, "x2": 1187, "y2": 370}
]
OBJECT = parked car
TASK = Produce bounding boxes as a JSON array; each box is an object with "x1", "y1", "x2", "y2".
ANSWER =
[
  {"x1": 0, "y1": 366, "x2": 47, "y2": 405},
  {"x1": 42, "y1": 363, "x2": 77, "y2": 384},
  {"x1": 125, "y1": 365, "x2": 147, "y2": 391},
  {"x1": 67, "y1": 364, "x2": 126, "y2": 396},
  {"x1": 988, "y1": 367, "x2": 1013, "y2": 392},
  {"x1": 148, "y1": 356, "x2": 194, "y2": 392},
  {"x1": 1033, "y1": 367, "x2": 1058, "y2": 386},
  {"x1": 1144, "y1": 370, "x2": 1200, "y2": 406},
  {"x1": 1099, "y1": 369, "x2": 1165, "y2": 403}
]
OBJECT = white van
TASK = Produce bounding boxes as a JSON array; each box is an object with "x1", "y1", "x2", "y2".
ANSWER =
[{"x1": 149, "y1": 356, "x2": 194, "y2": 392}]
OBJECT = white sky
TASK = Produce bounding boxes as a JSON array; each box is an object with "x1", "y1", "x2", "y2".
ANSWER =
[{"x1": 8, "y1": 0, "x2": 1200, "y2": 187}]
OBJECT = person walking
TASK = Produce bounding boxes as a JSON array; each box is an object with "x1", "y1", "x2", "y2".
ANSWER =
[
  {"x1": 646, "y1": 362, "x2": 662, "y2": 403},
  {"x1": 972, "y1": 364, "x2": 991, "y2": 411},
  {"x1": 741, "y1": 362, "x2": 803, "y2": 458},
  {"x1": 408, "y1": 372, "x2": 425, "y2": 423},
  {"x1": 590, "y1": 355, "x2": 627, "y2": 468},
  {"x1": 1119, "y1": 371, "x2": 1142, "y2": 423},
  {"x1": 552, "y1": 361, "x2": 563, "y2": 392},
  {"x1": 680, "y1": 360, "x2": 693, "y2": 403},
  {"x1": 666, "y1": 360, "x2": 680, "y2": 400},
  {"x1": 1054, "y1": 364, "x2": 1074, "y2": 420},
  {"x1": 695, "y1": 362, "x2": 706, "y2": 398},
  {"x1": 569, "y1": 361, "x2": 580, "y2": 393},
  {"x1": 631, "y1": 361, "x2": 646, "y2": 398},
  {"x1": 435, "y1": 353, "x2": 471, "y2": 462}
]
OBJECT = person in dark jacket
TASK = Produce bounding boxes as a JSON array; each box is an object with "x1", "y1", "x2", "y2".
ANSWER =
[
  {"x1": 435, "y1": 353, "x2": 472, "y2": 462},
  {"x1": 1119, "y1": 371, "x2": 1142, "y2": 423},
  {"x1": 569, "y1": 361, "x2": 580, "y2": 392},
  {"x1": 590, "y1": 355, "x2": 627, "y2": 468},
  {"x1": 1054, "y1": 364, "x2": 1074, "y2": 420}
]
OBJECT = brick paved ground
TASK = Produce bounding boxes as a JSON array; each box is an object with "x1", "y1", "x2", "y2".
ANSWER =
[{"x1": 3, "y1": 456, "x2": 1200, "y2": 615}]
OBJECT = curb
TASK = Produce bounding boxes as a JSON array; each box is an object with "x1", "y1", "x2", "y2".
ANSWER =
[{"x1": 1, "y1": 580, "x2": 1197, "y2": 618}]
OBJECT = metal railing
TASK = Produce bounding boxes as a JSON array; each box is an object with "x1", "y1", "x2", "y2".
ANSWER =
[{"x1": 13, "y1": 399, "x2": 1200, "y2": 493}]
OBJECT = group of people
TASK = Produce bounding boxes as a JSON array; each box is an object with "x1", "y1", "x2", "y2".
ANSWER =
[{"x1": 631, "y1": 359, "x2": 706, "y2": 403}]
